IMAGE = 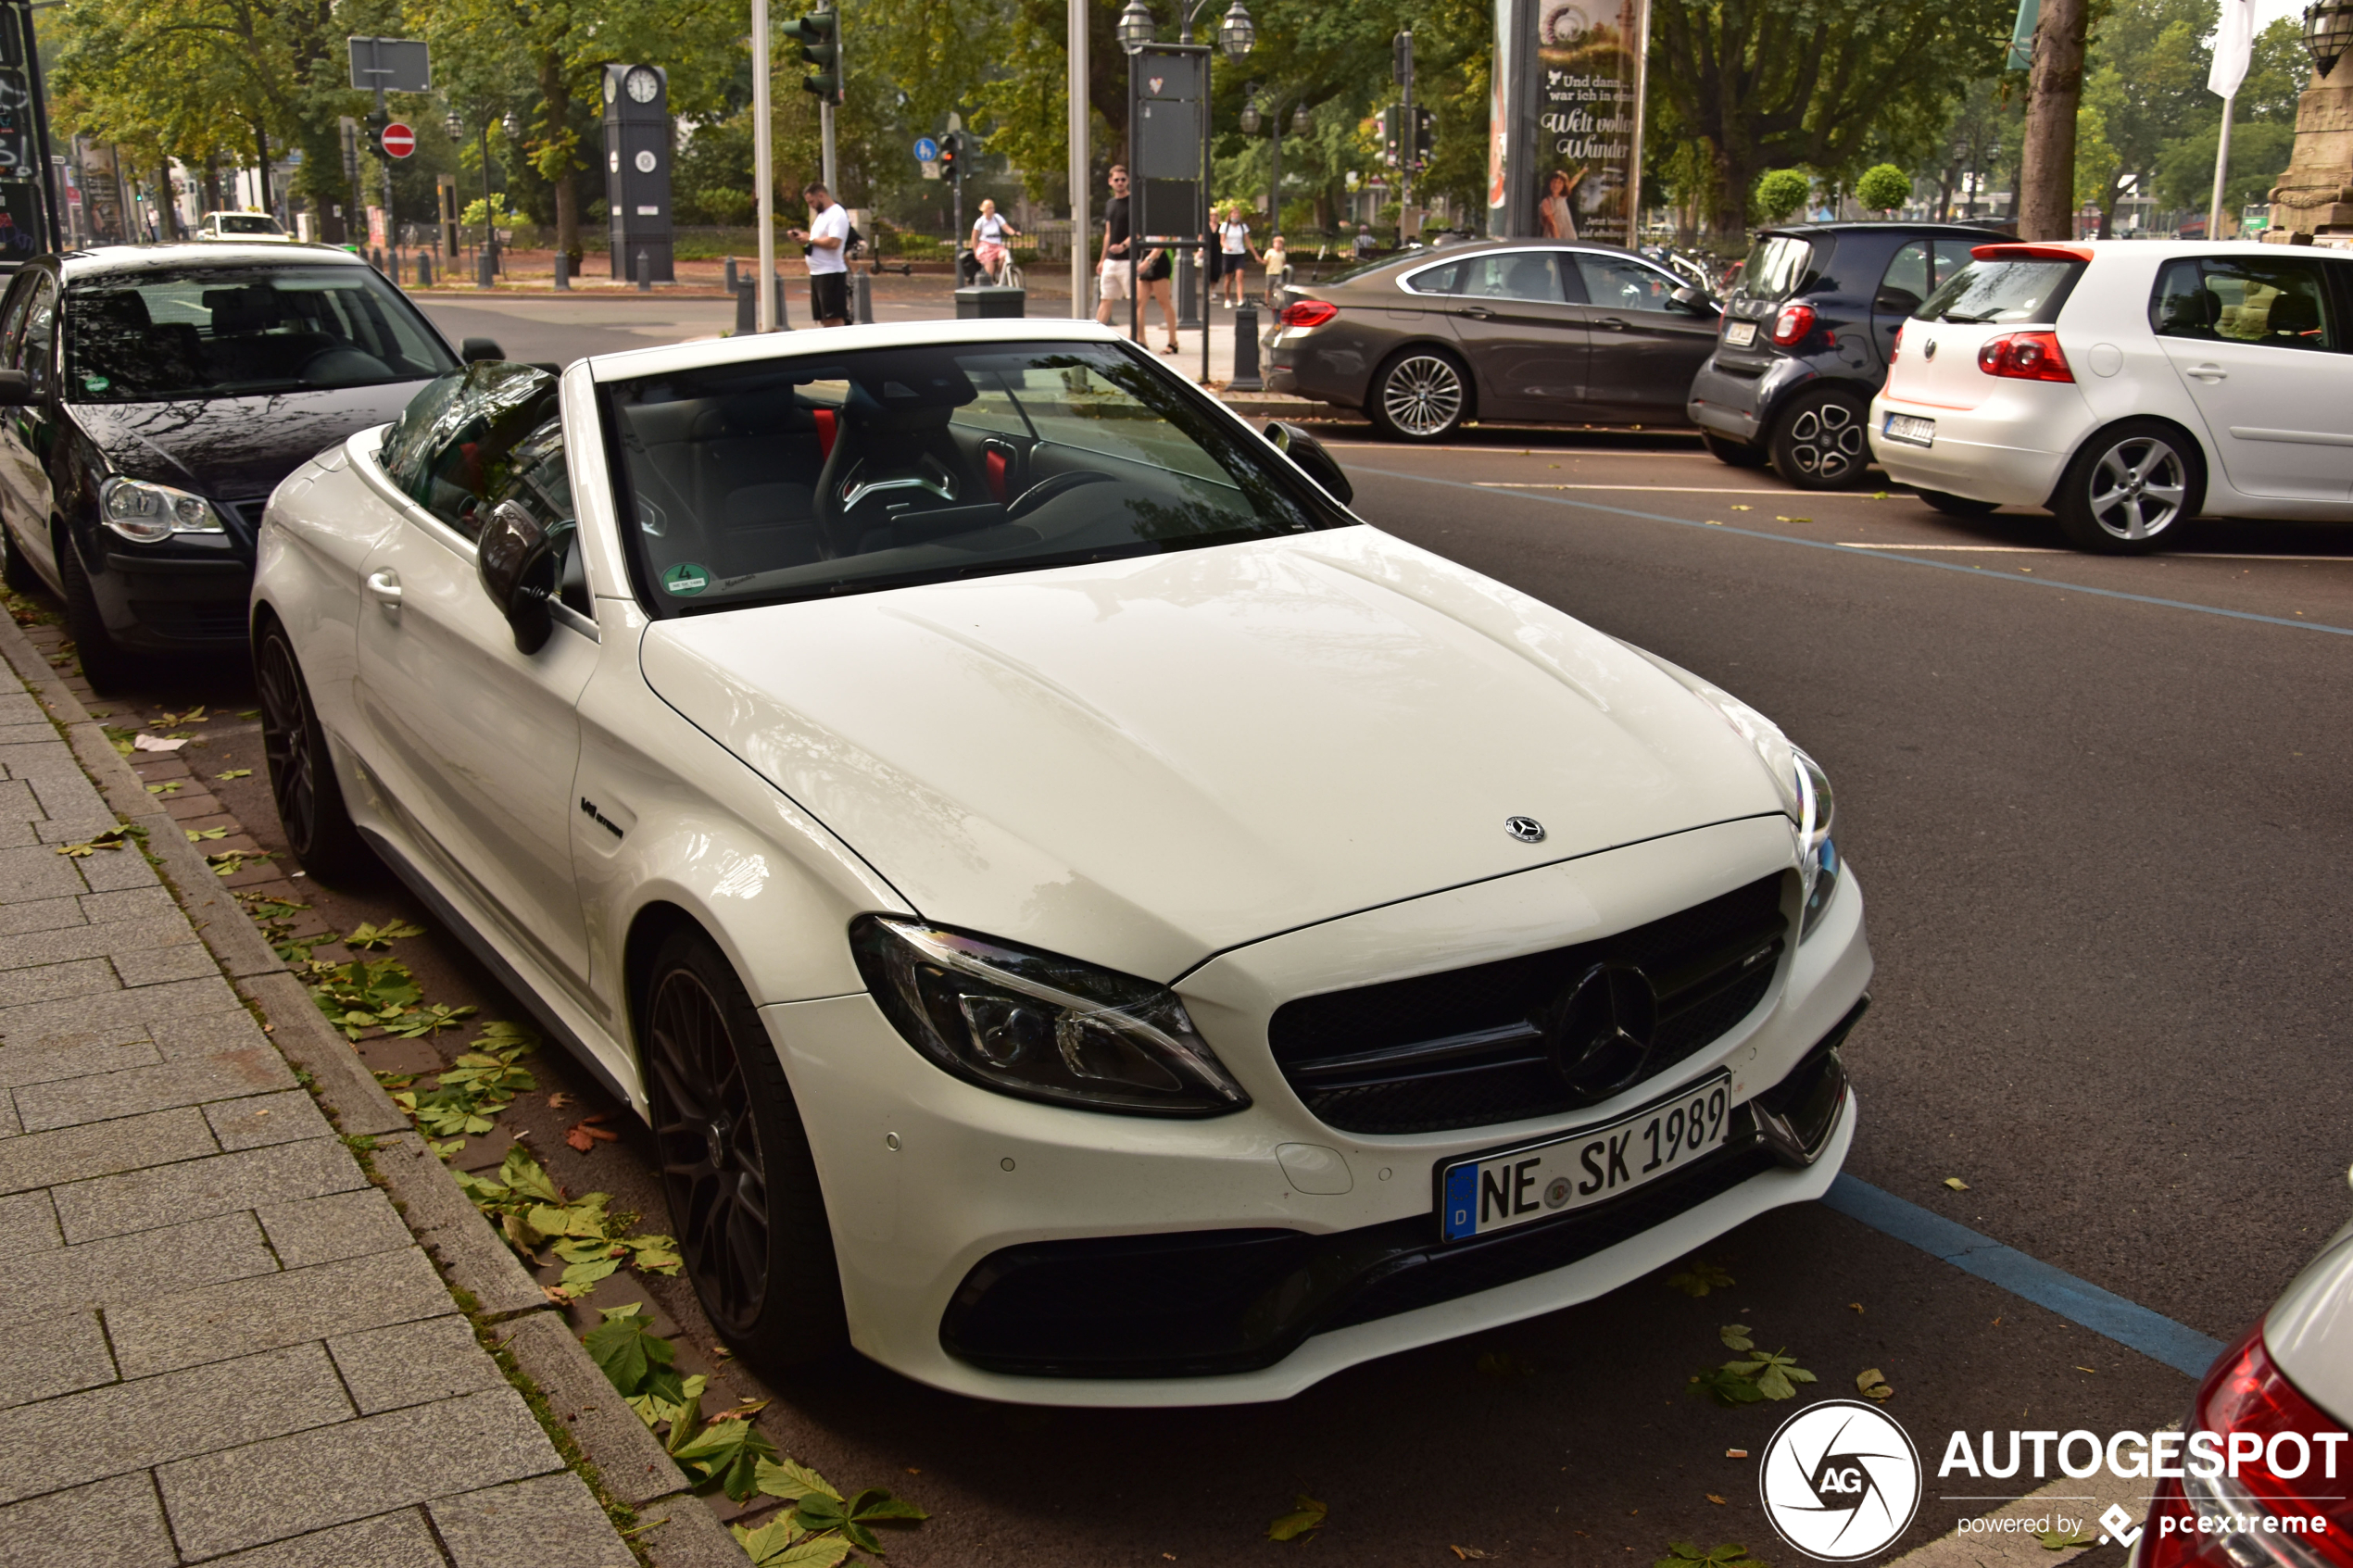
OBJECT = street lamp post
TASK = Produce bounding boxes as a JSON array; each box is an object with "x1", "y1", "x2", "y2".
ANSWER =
[
  {"x1": 1118, "y1": 0, "x2": 1251, "y2": 378},
  {"x1": 1239, "y1": 91, "x2": 1308, "y2": 257}
]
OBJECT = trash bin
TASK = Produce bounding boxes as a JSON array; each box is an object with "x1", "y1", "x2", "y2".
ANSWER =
[{"x1": 954, "y1": 287, "x2": 1026, "y2": 320}]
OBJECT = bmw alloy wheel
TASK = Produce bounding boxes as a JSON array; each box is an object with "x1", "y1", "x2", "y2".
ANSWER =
[
  {"x1": 2082, "y1": 433, "x2": 2187, "y2": 543},
  {"x1": 1378, "y1": 354, "x2": 1466, "y2": 439}
]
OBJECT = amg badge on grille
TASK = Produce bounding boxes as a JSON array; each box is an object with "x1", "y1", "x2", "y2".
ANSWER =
[{"x1": 1505, "y1": 816, "x2": 1545, "y2": 844}]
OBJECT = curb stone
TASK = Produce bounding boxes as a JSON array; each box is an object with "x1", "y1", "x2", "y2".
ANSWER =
[{"x1": 0, "y1": 609, "x2": 749, "y2": 1567}]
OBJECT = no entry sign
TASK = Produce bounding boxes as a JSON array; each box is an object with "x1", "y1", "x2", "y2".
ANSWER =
[{"x1": 381, "y1": 122, "x2": 415, "y2": 158}]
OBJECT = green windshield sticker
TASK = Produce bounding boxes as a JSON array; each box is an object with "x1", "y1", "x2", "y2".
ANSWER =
[
  {"x1": 82, "y1": 376, "x2": 108, "y2": 392},
  {"x1": 661, "y1": 562, "x2": 711, "y2": 596}
]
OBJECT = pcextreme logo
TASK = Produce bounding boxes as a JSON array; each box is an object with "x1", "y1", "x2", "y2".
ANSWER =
[{"x1": 1758, "y1": 1400, "x2": 1925, "y2": 1562}]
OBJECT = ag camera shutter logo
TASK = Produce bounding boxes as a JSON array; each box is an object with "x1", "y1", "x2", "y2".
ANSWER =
[{"x1": 1759, "y1": 1400, "x2": 1923, "y2": 1562}]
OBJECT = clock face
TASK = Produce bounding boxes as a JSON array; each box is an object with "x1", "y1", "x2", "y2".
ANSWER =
[
  {"x1": 625, "y1": 68, "x2": 660, "y2": 104},
  {"x1": 635, "y1": 150, "x2": 658, "y2": 174},
  {"x1": 603, "y1": 73, "x2": 617, "y2": 103}
]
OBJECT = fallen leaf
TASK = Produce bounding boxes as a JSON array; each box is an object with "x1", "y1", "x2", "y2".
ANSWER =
[
  {"x1": 156, "y1": 706, "x2": 208, "y2": 725},
  {"x1": 1856, "y1": 1368, "x2": 1894, "y2": 1399},
  {"x1": 236, "y1": 709, "x2": 260, "y2": 719},
  {"x1": 548, "y1": 1092, "x2": 575, "y2": 1110},
  {"x1": 1669, "y1": 1261, "x2": 1734, "y2": 1298},
  {"x1": 145, "y1": 782, "x2": 182, "y2": 796},
  {"x1": 1848, "y1": 1303, "x2": 1865, "y2": 1314},
  {"x1": 2037, "y1": 1530, "x2": 2095, "y2": 1550},
  {"x1": 1730, "y1": 505, "x2": 1752, "y2": 511},
  {"x1": 1871, "y1": 490, "x2": 1890, "y2": 499},
  {"x1": 56, "y1": 825, "x2": 134, "y2": 858},
  {"x1": 1707, "y1": 1493, "x2": 1730, "y2": 1505},
  {"x1": 2074, "y1": 1366, "x2": 2097, "y2": 1374},
  {"x1": 1773, "y1": 516, "x2": 1812, "y2": 523},
  {"x1": 566, "y1": 1115, "x2": 620, "y2": 1153},
  {"x1": 1452, "y1": 1549, "x2": 1493, "y2": 1561},
  {"x1": 1267, "y1": 1495, "x2": 1327, "y2": 1542},
  {"x1": 1725, "y1": 1449, "x2": 1748, "y2": 1459},
  {"x1": 1943, "y1": 1177, "x2": 1969, "y2": 1191},
  {"x1": 186, "y1": 827, "x2": 228, "y2": 841},
  {"x1": 215, "y1": 769, "x2": 252, "y2": 780}
]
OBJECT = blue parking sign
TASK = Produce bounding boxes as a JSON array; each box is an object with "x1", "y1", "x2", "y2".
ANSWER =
[{"x1": 913, "y1": 136, "x2": 939, "y2": 163}]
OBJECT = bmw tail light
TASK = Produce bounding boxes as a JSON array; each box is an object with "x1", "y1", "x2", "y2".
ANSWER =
[
  {"x1": 1975, "y1": 331, "x2": 2074, "y2": 382},
  {"x1": 1277, "y1": 299, "x2": 1339, "y2": 329},
  {"x1": 1769, "y1": 301, "x2": 1816, "y2": 346},
  {"x1": 2137, "y1": 1324, "x2": 2353, "y2": 1568}
]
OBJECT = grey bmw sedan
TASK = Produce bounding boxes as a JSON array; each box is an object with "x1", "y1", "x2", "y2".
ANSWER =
[{"x1": 1265, "y1": 239, "x2": 1722, "y2": 442}]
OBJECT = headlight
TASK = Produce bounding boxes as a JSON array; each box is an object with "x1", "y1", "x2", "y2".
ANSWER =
[
  {"x1": 1792, "y1": 746, "x2": 1841, "y2": 938},
  {"x1": 849, "y1": 917, "x2": 1251, "y2": 1117},
  {"x1": 100, "y1": 478, "x2": 224, "y2": 544}
]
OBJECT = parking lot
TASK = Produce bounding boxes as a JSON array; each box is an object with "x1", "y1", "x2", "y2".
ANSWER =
[{"x1": 20, "y1": 291, "x2": 2347, "y2": 1565}]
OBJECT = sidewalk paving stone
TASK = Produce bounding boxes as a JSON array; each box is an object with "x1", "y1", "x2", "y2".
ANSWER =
[
  {"x1": 203, "y1": 1511, "x2": 447, "y2": 1568},
  {"x1": 17, "y1": 1047, "x2": 293, "y2": 1132},
  {"x1": 157, "y1": 1386, "x2": 561, "y2": 1559},
  {"x1": 0, "y1": 1107, "x2": 216, "y2": 1195},
  {"x1": 256, "y1": 1187, "x2": 414, "y2": 1268},
  {"x1": 0, "y1": 1473, "x2": 177, "y2": 1568},
  {"x1": 204, "y1": 1086, "x2": 333, "y2": 1150},
  {"x1": 0, "y1": 1038, "x2": 163, "y2": 1089},
  {"x1": 0, "y1": 1341, "x2": 354, "y2": 1505},
  {"x1": 53, "y1": 1135, "x2": 366, "y2": 1243},
  {"x1": 106, "y1": 1246, "x2": 453, "y2": 1378},
  {"x1": 429, "y1": 1471, "x2": 633, "y2": 1568},
  {"x1": 0, "y1": 1311, "x2": 116, "y2": 1411},
  {"x1": 0, "y1": 1211, "x2": 279, "y2": 1318},
  {"x1": 326, "y1": 1314, "x2": 506, "y2": 1413}
]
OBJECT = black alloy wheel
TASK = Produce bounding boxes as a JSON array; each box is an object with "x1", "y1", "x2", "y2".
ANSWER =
[
  {"x1": 1699, "y1": 431, "x2": 1768, "y2": 468},
  {"x1": 2054, "y1": 420, "x2": 2199, "y2": 555},
  {"x1": 254, "y1": 623, "x2": 372, "y2": 882},
  {"x1": 0, "y1": 521, "x2": 34, "y2": 593},
  {"x1": 1769, "y1": 388, "x2": 1873, "y2": 490},
  {"x1": 1916, "y1": 489, "x2": 2001, "y2": 517},
  {"x1": 642, "y1": 928, "x2": 846, "y2": 1365},
  {"x1": 55, "y1": 528, "x2": 127, "y2": 693},
  {"x1": 1368, "y1": 348, "x2": 1471, "y2": 442}
]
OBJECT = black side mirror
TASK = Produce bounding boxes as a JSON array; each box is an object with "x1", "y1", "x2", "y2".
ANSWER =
[
  {"x1": 460, "y1": 337, "x2": 505, "y2": 364},
  {"x1": 0, "y1": 370, "x2": 30, "y2": 407},
  {"x1": 478, "y1": 499, "x2": 556, "y2": 653},
  {"x1": 1265, "y1": 420, "x2": 1353, "y2": 506},
  {"x1": 1670, "y1": 285, "x2": 1719, "y2": 316}
]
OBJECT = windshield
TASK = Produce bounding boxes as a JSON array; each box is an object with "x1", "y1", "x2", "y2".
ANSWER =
[
  {"x1": 1736, "y1": 236, "x2": 1814, "y2": 302},
  {"x1": 65, "y1": 265, "x2": 458, "y2": 402},
  {"x1": 602, "y1": 339, "x2": 1356, "y2": 614},
  {"x1": 1917, "y1": 257, "x2": 2082, "y2": 324},
  {"x1": 217, "y1": 215, "x2": 283, "y2": 234}
]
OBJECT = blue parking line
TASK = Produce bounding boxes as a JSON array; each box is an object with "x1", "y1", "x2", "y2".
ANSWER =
[
  {"x1": 1355, "y1": 467, "x2": 2353, "y2": 639},
  {"x1": 1822, "y1": 1175, "x2": 2226, "y2": 1378}
]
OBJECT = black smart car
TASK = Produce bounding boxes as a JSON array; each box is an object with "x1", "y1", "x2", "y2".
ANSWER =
[
  {"x1": 1687, "y1": 221, "x2": 2008, "y2": 489},
  {"x1": 0, "y1": 245, "x2": 492, "y2": 686}
]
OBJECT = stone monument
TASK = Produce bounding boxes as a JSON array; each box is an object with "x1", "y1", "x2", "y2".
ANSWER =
[{"x1": 2267, "y1": 0, "x2": 2353, "y2": 241}]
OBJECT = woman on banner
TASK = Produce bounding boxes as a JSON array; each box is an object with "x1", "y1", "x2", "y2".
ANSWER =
[{"x1": 1538, "y1": 168, "x2": 1586, "y2": 239}]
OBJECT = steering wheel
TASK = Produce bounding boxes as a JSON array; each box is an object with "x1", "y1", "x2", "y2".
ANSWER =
[
  {"x1": 1006, "y1": 470, "x2": 1116, "y2": 522},
  {"x1": 297, "y1": 347, "x2": 389, "y2": 387}
]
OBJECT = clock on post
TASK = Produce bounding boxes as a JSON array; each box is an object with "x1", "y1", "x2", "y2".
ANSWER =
[{"x1": 603, "y1": 64, "x2": 673, "y2": 282}]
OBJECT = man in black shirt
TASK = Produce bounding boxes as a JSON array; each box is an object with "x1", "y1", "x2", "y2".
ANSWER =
[{"x1": 1093, "y1": 164, "x2": 1179, "y2": 352}]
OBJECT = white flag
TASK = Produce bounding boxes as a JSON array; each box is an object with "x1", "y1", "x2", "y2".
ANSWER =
[{"x1": 2210, "y1": 0, "x2": 2257, "y2": 97}]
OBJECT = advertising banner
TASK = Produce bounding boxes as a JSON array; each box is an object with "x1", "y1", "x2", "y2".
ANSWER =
[{"x1": 1490, "y1": 0, "x2": 1650, "y2": 245}]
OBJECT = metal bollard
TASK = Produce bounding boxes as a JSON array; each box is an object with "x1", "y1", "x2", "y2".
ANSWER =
[
  {"x1": 724, "y1": 257, "x2": 738, "y2": 295},
  {"x1": 389, "y1": 251, "x2": 404, "y2": 286},
  {"x1": 477, "y1": 252, "x2": 495, "y2": 290},
  {"x1": 851, "y1": 271, "x2": 874, "y2": 325},
  {"x1": 1229, "y1": 302, "x2": 1264, "y2": 391},
  {"x1": 635, "y1": 251, "x2": 651, "y2": 293},
  {"x1": 735, "y1": 279, "x2": 756, "y2": 336},
  {"x1": 773, "y1": 273, "x2": 793, "y2": 331},
  {"x1": 370, "y1": 245, "x2": 384, "y2": 271},
  {"x1": 553, "y1": 251, "x2": 569, "y2": 291},
  {"x1": 418, "y1": 253, "x2": 434, "y2": 288}
]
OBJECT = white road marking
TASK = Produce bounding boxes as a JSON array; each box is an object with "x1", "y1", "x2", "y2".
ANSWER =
[
  {"x1": 1478, "y1": 483, "x2": 1792, "y2": 494},
  {"x1": 1839, "y1": 544, "x2": 2353, "y2": 561}
]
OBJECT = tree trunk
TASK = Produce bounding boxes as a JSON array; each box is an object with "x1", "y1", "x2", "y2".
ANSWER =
[
  {"x1": 1708, "y1": 139, "x2": 1753, "y2": 252},
  {"x1": 537, "y1": 52, "x2": 578, "y2": 270},
  {"x1": 2019, "y1": 0, "x2": 2088, "y2": 241},
  {"x1": 254, "y1": 125, "x2": 271, "y2": 214},
  {"x1": 157, "y1": 163, "x2": 178, "y2": 239}
]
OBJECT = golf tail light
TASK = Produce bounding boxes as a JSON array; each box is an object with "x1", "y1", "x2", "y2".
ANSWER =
[
  {"x1": 99, "y1": 477, "x2": 224, "y2": 544},
  {"x1": 1976, "y1": 330, "x2": 2074, "y2": 382},
  {"x1": 849, "y1": 916, "x2": 1250, "y2": 1117},
  {"x1": 1770, "y1": 301, "x2": 1816, "y2": 346},
  {"x1": 2140, "y1": 1324, "x2": 2353, "y2": 1568},
  {"x1": 1277, "y1": 299, "x2": 1338, "y2": 329},
  {"x1": 1889, "y1": 323, "x2": 1904, "y2": 362}
]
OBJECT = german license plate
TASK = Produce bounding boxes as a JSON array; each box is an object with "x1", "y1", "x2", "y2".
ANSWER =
[
  {"x1": 1882, "y1": 413, "x2": 1936, "y2": 447},
  {"x1": 1439, "y1": 1073, "x2": 1734, "y2": 1242},
  {"x1": 1724, "y1": 320, "x2": 1758, "y2": 348}
]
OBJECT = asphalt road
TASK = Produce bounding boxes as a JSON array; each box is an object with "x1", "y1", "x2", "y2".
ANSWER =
[{"x1": 54, "y1": 307, "x2": 2353, "y2": 1564}]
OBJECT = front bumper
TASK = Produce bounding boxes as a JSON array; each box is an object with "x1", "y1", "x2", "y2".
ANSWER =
[
  {"x1": 1688, "y1": 354, "x2": 1814, "y2": 445},
  {"x1": 86, "y1": 535, "x2": 254, "y2": 648},
  {"x1": 765, "y1": 813, "x2": 1872, "y2": 1406},
  {"x1": 1868, "y1": 385, "x2": 2090, "y2": 507}
]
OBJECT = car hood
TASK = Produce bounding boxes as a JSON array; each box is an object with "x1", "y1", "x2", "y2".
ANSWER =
[
  {"x1": 71, "y1": 382, "x2": 432, "y2": 500},
  {"x1": 639, "y1": 527, "x2": 1793, "y2": 982}
]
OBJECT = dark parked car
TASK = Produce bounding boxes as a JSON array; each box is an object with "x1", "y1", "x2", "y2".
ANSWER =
[
  {"x1": 1265, "y1": 239, "x2": 1722, "y2": 442},
  {"x1": 1687, "y1": 221, "x2": 2007, "y2": 489},
  {"x1": 0, "y1": 244, "x2": 495, "y2": 687}
]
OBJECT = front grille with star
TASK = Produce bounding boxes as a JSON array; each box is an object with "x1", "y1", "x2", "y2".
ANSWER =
[{"x1": 1265, "y1": 874, "x2": 1789, "y2": 1135}]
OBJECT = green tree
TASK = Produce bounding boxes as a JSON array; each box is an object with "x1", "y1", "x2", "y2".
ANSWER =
[
  {"x1": 1648, "y1": 0, "x2": 2015, "y2": 247},
  {"x1": 1855, "y1": 162, "x2": 1910, "y2": 211},
  {"x1": 1755, "y1": 167, "x2": 1811, "y2": 220}
]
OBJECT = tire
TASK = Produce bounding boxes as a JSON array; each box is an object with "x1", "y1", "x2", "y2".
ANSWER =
[
  {"x1": 641, "y1": 926, "x2": 848, "y2": 1369},
  {"x1": 254, "y1": 621, "x2": 374, "y2": 884},
  {"x1": 1768, "y1": 388, "x2": 1873, "y2": 489},
  {"x1": 1917, "y1": 489, "x2": 2001, "y2": 517},
  {"x1": 0, "y1": 521, "x2": 35, "y2": 594},
  {"x1": 1700, "y1": 431, "x2": 1768, "y2": 468},
  {"x1": 55, "y1": 527, "x2": 129, "y2": 693},
  {"x1": 2053, "y1": 420, "x2": 2200, "y2": 554},
  {"x1": 1366, "y1": 347, "x2": 1471, "y2": 442}
]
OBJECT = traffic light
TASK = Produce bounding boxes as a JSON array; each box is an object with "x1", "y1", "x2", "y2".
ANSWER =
[
  {"x1": 1378, "y1": 105, "x2": 1399, "y2": 168},
  {"x1": 1413, "y1": 106, "x2": 1435, "y2": 171},
  {"x1": 782, "y1": 8, "x2": 843, "y2": 105},
  {"x1": 938, "y1": 130, "x2": 960, "y2": 182},
  {"x1": 365, "y1": 109, "x2": 390, "y2": 157}
]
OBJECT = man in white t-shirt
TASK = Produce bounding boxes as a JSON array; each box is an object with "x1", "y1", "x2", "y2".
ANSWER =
[{"x1": 786, "y1": 182, "x2": 851, "y2": 327}]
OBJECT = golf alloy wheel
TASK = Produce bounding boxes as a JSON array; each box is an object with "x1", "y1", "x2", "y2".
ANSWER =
[
  {"x1": 2083, "y1": 434, "x2": 2188, "y2": 544},
  {"x1": 1376, "y1": 353, "x2": 1467, "y2": 440},
  {"x1": 648, "y1": 966, "x2": 771, "y2": 1339}
]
